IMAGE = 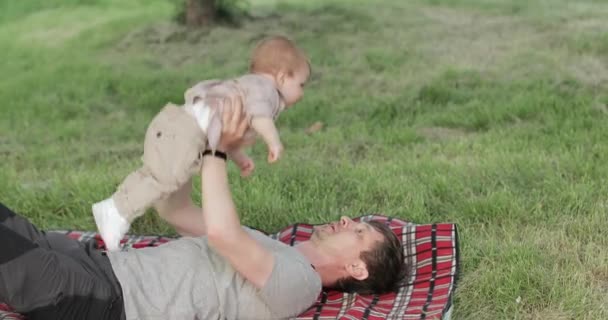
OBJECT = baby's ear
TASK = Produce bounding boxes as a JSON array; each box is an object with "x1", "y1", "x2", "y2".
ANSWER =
[
  {"x1": 206, "y1": 111, "x2": 222, "y2": 152},
  {"x1": 276, "y1": 70, "x2": 287, "y2": 86}
]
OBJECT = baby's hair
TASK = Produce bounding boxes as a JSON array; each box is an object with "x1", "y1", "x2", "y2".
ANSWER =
[{"x1": 249, "y1": 35, "x2": 310, "y2": 77}]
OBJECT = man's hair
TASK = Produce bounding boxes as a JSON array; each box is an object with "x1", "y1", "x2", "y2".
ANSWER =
[
  {"x1": 333, "y1": 220, "x2": 409, "y2": 295},
  {"x1": 249, "y1": 35, "x2": 310, "y2": 77}
]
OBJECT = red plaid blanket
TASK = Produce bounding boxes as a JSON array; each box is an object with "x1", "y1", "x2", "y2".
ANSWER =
[{"x1": 0, "y1": 215, "x2": 459, "y2": 320}]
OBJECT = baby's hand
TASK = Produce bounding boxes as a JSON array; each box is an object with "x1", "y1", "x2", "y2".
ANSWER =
[
  {"x1": 236, "y1": 156, "x2": 255, "y2": 177},
  {"x1": 267, "y1": 144, "x2": 284, "y2": 163}
]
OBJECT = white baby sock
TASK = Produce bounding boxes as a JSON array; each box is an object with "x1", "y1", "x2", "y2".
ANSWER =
[{"x1": 92, "y1": 198, "x2": 130, "y2": 251}]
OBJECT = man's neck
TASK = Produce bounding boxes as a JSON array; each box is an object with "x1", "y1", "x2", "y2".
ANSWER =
[{"x1": 295, "y1": 241, "x2": 345, "y2": 287}]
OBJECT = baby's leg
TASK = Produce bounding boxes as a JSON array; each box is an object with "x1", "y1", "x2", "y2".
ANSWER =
[
  {"x1": 95, "y1": 159, "x2": 187, "y2": 251},
  {"x1": 93, "y1": 166, "x2": 170, "y2": 251},
  {"x1": 93, "y1": 104, "x2": 206, "y2": 250},
  {"x1": 112, "y1": 166, "x2": 176, "y2": 220}
]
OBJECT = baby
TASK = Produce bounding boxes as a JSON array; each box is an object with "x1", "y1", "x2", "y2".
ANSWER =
[{"x1": 93, "y1": 35, "x2": 310, "y2": 250}]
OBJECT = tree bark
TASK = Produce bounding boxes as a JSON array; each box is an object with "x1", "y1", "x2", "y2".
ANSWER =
[{"x1": 185, "y1": 0, "x2": 216, "y2": 27}]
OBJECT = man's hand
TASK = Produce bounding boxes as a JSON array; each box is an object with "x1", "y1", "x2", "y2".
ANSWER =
[{"x1": 217, "y1": 94, "x2": 250, "y2": 152}]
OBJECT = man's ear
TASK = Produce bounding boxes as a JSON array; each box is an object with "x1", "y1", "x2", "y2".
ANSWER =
[{"x1": 345, "y1": 260, "x2": 369, "y2": 281}]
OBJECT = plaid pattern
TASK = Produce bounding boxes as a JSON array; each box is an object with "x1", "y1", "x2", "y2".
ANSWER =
[
  {"x1": 0, "y1": 303, "x2": 24, "y2": 320},
  {"x1": 0, "y1": 215, "x2": 459, "y2": 320}
]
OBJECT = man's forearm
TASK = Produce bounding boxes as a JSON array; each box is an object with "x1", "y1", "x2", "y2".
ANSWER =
[
  {"x1": 153, "y1": 180, "x2": 206, "y2": 236},
  {"x1": 200, "y1": 155, "x2": 275, "y2": 288},
  {"x1": 201, "y1": 156, "x2": 242, "y2": 238},
  {"x1": 198, "y1": 101, "x2": 276, "y2": 288}
]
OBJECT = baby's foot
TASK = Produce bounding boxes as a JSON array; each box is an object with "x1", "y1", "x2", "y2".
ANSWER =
[
  {"x1": 237, "y1": 158, "x2": 255, "y2": 177},
  {"x1": 92, "y1": 198, "x2": 130, "y2": 251}
]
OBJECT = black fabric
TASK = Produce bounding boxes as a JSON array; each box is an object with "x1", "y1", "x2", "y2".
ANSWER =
[
  {"x1": 25, "y1": 294, "x2": 123, "y2": 320},
  {"x1": 202, "y1": 149, "x2": 228, "y2": 160},
  {"x1": 0, "y1": 202, "x2": 16, "y2": 221},
  {"x1": 0, "y1": 203, "x2": 46, "y2": 245},
  {"x1": 0, "y1": 202, "x2": 125, "y2": 320},
  {"x1": 0, "y1": 224, "x2": 37, "y2": 264}
]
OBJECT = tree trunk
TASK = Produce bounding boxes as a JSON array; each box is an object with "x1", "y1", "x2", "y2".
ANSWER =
[{"x1": 185, "y1": 0, "x2": 216, "y2": 27}]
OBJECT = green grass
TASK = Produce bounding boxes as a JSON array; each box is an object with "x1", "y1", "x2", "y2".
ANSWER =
[{"x1": 1, "y1": 0, "x2": 608, "y2": 318}]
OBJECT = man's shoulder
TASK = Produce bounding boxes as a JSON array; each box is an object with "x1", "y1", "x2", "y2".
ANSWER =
[
  {"x1": 242, "y1": 226, "x2": 277, "y2": 244},
  {"x1": 242, "y1": 225, "x2": 266, "y2": 234},
  {"x1": 257, "y1": 236, "x2": 322, "y2": 318},
  {"x1": 242, "y1": 227, "x2": 305, "y2": 256}
]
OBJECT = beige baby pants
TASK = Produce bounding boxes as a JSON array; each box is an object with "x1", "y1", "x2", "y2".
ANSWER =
[{"x1": 111, "y1": 103, "x2": 206, "y2": 222}]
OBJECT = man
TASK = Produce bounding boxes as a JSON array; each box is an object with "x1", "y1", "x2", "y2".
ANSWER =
[{"x1": 0, "y1": 96, "x2": 408, "y2": 319}]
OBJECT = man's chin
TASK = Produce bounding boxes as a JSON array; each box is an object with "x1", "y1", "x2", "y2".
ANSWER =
[{"x1": 310, "y1": 230, "x2": 325, "y2": 241}]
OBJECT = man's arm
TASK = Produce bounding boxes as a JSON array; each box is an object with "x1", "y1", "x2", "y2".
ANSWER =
[
  {"x1": 153, "y1": 179, "x2": 206, "y2": 237},
  {"x1": 202, "y1": 156, "x2": 274, "y2": 289},
  {"x1": 202, "y1": 95, "x2": 274, "y2": 289}
]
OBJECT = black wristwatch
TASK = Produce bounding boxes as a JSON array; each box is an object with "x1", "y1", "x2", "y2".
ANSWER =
[{"x1": 202, "y1": 149, "x2": 227, "y2": 161}]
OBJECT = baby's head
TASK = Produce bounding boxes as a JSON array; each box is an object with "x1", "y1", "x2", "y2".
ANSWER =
[{"x1": 250, "y1": 35, "x2": 310, "y2": 107}]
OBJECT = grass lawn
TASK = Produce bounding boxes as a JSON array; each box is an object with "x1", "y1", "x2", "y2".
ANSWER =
[{"x1": 1, "y1": 0, "x2": 607, "y2": 318}]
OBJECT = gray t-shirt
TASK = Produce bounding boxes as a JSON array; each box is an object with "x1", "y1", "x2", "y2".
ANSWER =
[{"x1": 108, "y1": 228, "x2": 321, "y2": 320}]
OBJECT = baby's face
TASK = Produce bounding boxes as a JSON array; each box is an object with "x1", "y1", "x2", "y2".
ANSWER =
[{"x1": 279, "y1": 66, "x2": 309, "y2": 107}]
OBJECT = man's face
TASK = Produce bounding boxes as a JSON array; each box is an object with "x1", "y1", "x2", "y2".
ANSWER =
[{"x1": 311, "y1": 216, "x2": 385, "y2": 265}]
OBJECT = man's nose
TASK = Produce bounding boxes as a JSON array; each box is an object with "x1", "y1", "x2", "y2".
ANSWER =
[{"x1": 340, "y1": 216, "x2": 353, "y2": 228}]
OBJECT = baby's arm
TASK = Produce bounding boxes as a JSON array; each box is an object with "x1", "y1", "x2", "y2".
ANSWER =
[
  {"x1": 228, "y1": 148, "x2": 255, "y2": 177},
  {"x1": 250, "y1": 117, "x2": 283, "y2": 163}
]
